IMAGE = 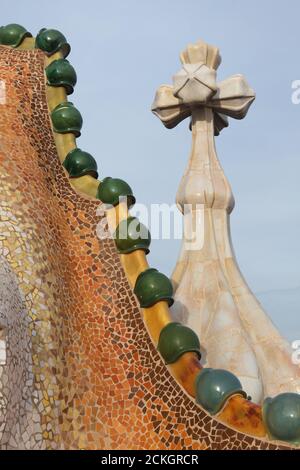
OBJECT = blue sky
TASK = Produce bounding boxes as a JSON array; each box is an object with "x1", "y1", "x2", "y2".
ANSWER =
[{"x1": 2, "y1": 0, "x2": 300, "y2": 340}]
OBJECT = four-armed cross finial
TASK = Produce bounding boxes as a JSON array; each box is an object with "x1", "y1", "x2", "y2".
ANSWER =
[{"x1": 152, "y1": 39, "x2": 255, "y2": 135}]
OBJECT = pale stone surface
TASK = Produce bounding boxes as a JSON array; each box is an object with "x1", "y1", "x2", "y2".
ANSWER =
[
  {"x1": 173, "y1": 63, "x2": 217, "y2": 104},
  {"x1": 152, "y1": 39, "x2": 300, "y2": 403}
]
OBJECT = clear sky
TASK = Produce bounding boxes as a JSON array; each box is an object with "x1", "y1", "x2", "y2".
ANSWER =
[{"x1": 2, "y1": 0, "x2": 300, "y2": 340}]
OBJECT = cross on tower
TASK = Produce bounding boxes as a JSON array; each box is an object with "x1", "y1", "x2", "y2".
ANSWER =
[{"x1": 152, "y1": 39, "x2": 255, "y2": 136}]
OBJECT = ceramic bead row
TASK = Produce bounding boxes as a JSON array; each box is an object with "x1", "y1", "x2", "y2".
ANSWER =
[{"x1": 3, "y1": 23, "x2": 300, "y2": 447}]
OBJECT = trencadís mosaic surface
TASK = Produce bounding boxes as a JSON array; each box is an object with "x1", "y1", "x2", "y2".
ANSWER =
[{"x1": 0, "y1": 24, "x2": 298, "y2": 450}]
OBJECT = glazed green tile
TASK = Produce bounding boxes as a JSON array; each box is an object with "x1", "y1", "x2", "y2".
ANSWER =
[
  {"x1": 96, "y1": 177, "x2": 135, "y2": 208},
  {"x1": 263, "y1": 393, "x2": 300, "y2": 445},
  {"x1": 63, "y1": 148, "x2": 98, "y2": 178},
  {"x1": 114, "y1": 217, "x2": 150, "y2": 255},
  {"x1": 195, "y1": 368, "x2": 246, "y2": 415},
  {"x1": 51, "y1": 102, "x2": 83, "y2": 137},
  {"x1": 134, "y1": 268, "x2": 173, "y2": 308},
  {"x1": 35, "y1": 28, "x2": 70, "y2": 57},
  {"x1": 45, "y1": 59, "x2": 77, "y2": 95},
  {"x1": 0, "y1": 24, "x2": 32, "y2": 47},
  {"x1": 158, "y1": 322, "x2": 201, "y2": 364}
]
